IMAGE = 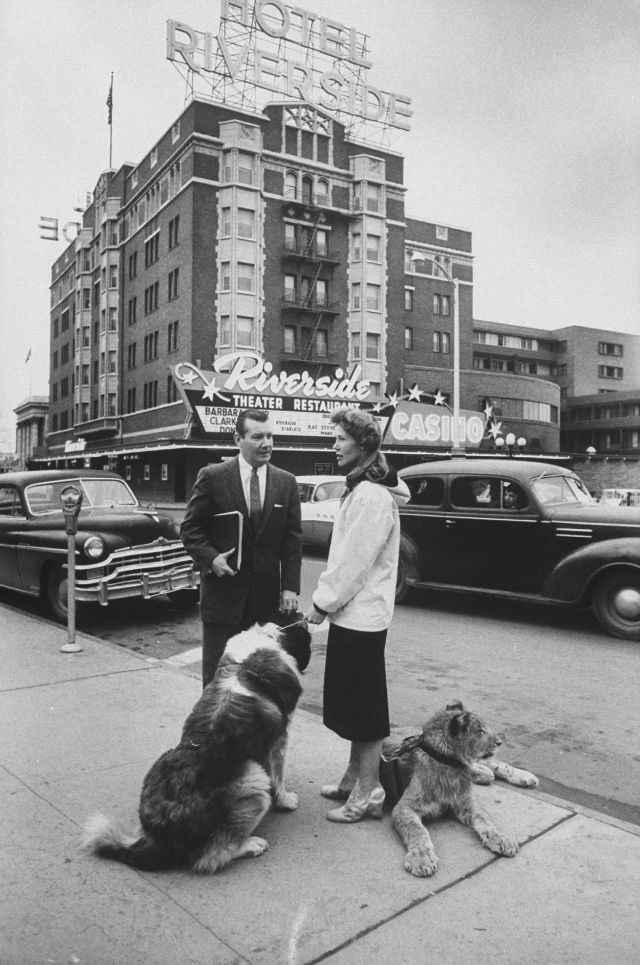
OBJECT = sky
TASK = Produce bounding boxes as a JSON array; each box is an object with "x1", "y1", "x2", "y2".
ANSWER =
[{"x1": 1, "y1": 0, "x2": 639, "y2": 451}]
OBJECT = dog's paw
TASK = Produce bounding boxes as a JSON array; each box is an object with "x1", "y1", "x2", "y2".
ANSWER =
[
  {"x1": 404, "y1": 847, "x2": 438, "y2": 877},
  {"x1": 470, "y1": 762, "x2": 495, "y2": 785},
  {"x1": 482, "y1": 831, "x2": 519, "y2": 857},
  {"x1": 242, "y1": 836, "x2": 270, "y2": 858},
  {"x1": 493, "y1": 762, "x2": 539, "y2": 788},
  {"x1": 273, "y1": 789, "x2": 299, "y2": 811}
]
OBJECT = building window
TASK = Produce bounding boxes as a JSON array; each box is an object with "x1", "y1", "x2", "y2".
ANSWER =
[
  {"x1": 127, "y1": 296, "x2": 137, "y2": 325},
  {"x1": 366, "y1": 333, "x2": 380, "y2": 360},
  {"x1": 441, "y1": 332, "x2": 450, "y2": 354},
  {"x1": 315, "y1": 278, "x2": 327, "y2": 307},
  {"x1": 109, "y1": 265, "x2": 118, "y2": 289},
  {"x1": 284, "y1": 171, "x2": 297, "y2": 199},
  {"x1": 221, "y1": 207, "x2": 232, "y2": 236},
  {"x1": 238, "y1": 208, "x2": 255, "y2": 239},
  {"x1": 404, "y1": 288, "x2": 414, "y2": 311},
  {"x1": 143, "y1": 381, "x2": 158, "y2": 408},
  {"x1": 128, "y1": 251, "x2": 137, "y2": 279},
  {"x1": 350, "y1": 333, "x2": 361, "y2": 359},
  {"x1": 366, "y1": 234, "x2": 381, "y2": 262},
  {"x1": 168, "y1": 214, "x2": 180, "y2": 249},
  {"x1": 433, "y1": 294, "x2": 450, "y2": 315},
  {"x1": 127, "y1": 343, "x2": 137, "y2": 369},
  {"x1": 166, "y1": 375, "x2": 178, "y2": 403},
  {"x1": 127, "y1": 387, "x2": 136, "y2": 413},
  {"x1": 366, "y1": 183, "x2": 381, "y2": 212},
  {"x1": 433, "y1": 331, "x2": 441, "y2": 353},
  {"x1": 237, "y1": 263, "x2": 254, "y2": 293},
  {"x1": 352, "y1": 233, "x2": 361, "y2": 260},
  {"x1": 144, "y1": 282, "x2": 159, "y2": 314},
  {"x1": 219, "y1": 315, "x2": 231, "y2": 345},
  {"x1": 284, "y1": 326, "x2": 296, "y2": 354},
  {"x1": 316, "y1": 228, "x2": 328, "y2": 257},
  {"x1": 108, "y1": 350, "x2": 117, "y2": 374},
  {"x1": 316, "y1": 329, "x2": 328, "y2": 357},
  {"x1": 366, "y1": 284, "x2": 381, "y2": 310},
  {"x1": 598, "y1": 341, "x2": 623, "y2": 356},
  {"x1": 144, "y1": 331, "x2": 159, "y2": 362},
  {"x1": 82, "y1": 288, "x2": 91, "y2": 310},
  {"x1": 109, "y1": 308, "x2": 117, "y2": 332},
  {"x1": 404, "y1": 326, "x2": 413, "y2": 350},
  {"x1": 598, "y1": 365, "x2": 623, "y2": 379},
  {"x1": 221, "y1": 262, "x2": 231, "y2": 291},
  {"x1": 352, "y1": 283, "x2": 361, "y2": 309},
  {"x1": 167, "y1": 320, "x2": 179, "y2": 353},
  {"x1": 81, "y1": 364, "x2": 89, "y2": 384},
  {"x1": 238, "y1": 152, "x2": 254, "y2": 185},
  {"x1": 435, "y1": 225, "x2": 449, "y2": 241},
  {"x1": 171, "y1": 121, "x2": 180, "y2": 143},
  {"x1": 168, "y1": 268, "x2": 179, "y2": 301},
  {"x1": 237, "y1": 316, "x2": 254, "y2": 347},
  {"x1": 143, "y1": 464, "x2": 151, "y2": 481}
]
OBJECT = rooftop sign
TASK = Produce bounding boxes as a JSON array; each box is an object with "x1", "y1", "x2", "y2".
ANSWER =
[{"x1": 166, "y1": 0, "x2": 412, "y2": 132}]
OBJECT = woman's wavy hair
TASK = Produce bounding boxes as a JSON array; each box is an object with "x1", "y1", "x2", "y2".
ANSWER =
[{"x1": 330, "y1": 408, "x2": 390, "y2": 487}]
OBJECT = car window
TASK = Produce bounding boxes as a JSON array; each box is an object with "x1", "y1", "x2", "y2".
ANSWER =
[
  {"x1": 532, "y1": 474, "x2": 594, "y2": 506},
  {"x1": 451, "y1": 476, "x2": 529, "y2": 510},
  {"x1": 0, "y1": 485, "x2": 25, "y2": 517},
  {"x1": 298, "y1": 484, "x2": 314, "y2": 503},
  {"x1": 26, "y1": 477, "x2": 137, "y2": 515},
  {"x1": 407, "y1": 477, "x2": 445, "y2": 506},
  {"x1": 315, "y1": 481, "x2": 346, "y2": 502},
  {"x1": 81, "y1": 478, "x2": 137, "y2": 507},
  {"x1": 451, "y1": 476, "x2": 501, "y2": 509}
]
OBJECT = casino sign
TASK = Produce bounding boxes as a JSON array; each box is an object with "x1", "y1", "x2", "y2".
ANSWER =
[{"x1": 172, "y1": 352, "x2": 486, "y2": 451}]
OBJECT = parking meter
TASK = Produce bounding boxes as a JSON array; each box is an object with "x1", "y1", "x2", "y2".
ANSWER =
[
  {"x1": 61, "y1": 485, "x2": 83, "y2": 534},
  {"x1": 60, "y1": 486, "x2": 83, "y2": 653}
]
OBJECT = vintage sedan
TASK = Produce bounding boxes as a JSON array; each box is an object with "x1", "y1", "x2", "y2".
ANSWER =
[
  {"x1": 0, "y1": 469, "x2": 199, "y2": 622},
  {"x1": 396, "y1": 458, "x2": 640, "y2": 641},
  {"x1": 297, "y1": 475, "x2": 346, "y2": 549}
]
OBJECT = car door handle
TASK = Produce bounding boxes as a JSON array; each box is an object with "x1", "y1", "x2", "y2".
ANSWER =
[{"x1": 445, "y1": 518, "x2": 456, "y2": 528}]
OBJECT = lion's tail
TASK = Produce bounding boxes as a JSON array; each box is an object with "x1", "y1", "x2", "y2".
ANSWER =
[{"x1": 80, "y1": 812, "x2": 175, "y2": 871}]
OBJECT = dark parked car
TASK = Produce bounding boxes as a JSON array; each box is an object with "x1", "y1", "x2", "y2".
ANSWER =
[
  {"x1": 396, "y1": 458, "x2": 640, "y2": 641},
  {"x1": 0, "y1": 470, "x2": 198, "y2": 622}
]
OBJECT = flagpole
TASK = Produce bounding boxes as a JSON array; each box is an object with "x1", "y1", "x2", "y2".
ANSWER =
[{"x1": 107, "y1": 73, "x2": 114, "y2": 168}]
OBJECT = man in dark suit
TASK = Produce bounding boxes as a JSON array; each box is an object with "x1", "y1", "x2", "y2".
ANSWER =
[{"x1": 180, "y1": 408, "x2": 303, "y2": 686}]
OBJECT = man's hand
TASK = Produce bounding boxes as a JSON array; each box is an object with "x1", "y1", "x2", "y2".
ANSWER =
[
  {"x1": 210, "y1": 548, "x2": 237, "y2": 578},
  {"x1": 280, "y1": 590, "x2": 299, "y2": 613}
]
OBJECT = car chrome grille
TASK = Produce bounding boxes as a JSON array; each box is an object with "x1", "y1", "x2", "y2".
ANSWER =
[{"x1": 555, "y1": 526, "x2": 593, "y2": 540}]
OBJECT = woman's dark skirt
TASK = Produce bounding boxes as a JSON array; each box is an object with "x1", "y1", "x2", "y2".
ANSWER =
[{"x1": 323, "y1": 623, "x2": 390, "y2": 742}]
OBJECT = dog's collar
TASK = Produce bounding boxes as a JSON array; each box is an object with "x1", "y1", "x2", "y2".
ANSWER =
[{"x1": 416, "y1": 739, "x2": 468, "y2": 770}]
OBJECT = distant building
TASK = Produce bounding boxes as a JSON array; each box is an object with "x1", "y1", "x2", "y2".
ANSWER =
[
  {"x1": 472, "y1": 321, "x2": 640, "y2": 456},
  {"x1": 14, "y1": 396, "x2": 48, "y2": 468}
]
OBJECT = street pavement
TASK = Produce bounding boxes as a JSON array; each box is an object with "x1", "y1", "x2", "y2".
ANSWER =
[{"x1": 1, "y1": 603, "x2": 639, "y2": 965}]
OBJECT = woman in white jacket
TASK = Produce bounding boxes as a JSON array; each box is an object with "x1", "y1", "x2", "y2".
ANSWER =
[{"x1": 305, "y1": 408, "x2": 409, "y2": 823}]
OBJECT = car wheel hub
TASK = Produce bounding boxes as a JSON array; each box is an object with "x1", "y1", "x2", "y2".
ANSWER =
[{"x1": 613, "y1": 586, "x2": 640, "y2": 621}]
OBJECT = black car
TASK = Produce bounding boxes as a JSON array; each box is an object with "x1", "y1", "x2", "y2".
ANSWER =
[
  {"x1": 396, "y1": 458, "x2": 640, "y2": 641},
  {"x1": 0, "y1": 470, "x2": 198, "y2": 622}
]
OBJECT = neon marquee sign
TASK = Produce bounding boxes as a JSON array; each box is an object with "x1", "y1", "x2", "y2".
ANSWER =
[{"x1": 166, "y1": 0, "x2": 412, "y2": 131}]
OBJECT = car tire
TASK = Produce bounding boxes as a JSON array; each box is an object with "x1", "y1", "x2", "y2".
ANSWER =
[
  {"x1": 44, "y1": 564, "x2": 68, "y2": 624},
  {"x1": 396, "y1": 536, "x2": 419, "y2": 604},
  {"x1": 168, "y1": 589, "x2": 200, "y2": 609},
  {"x1": 593, "y1": 571, "x2": 640, "y2": 642},
  {"x1": 396, "y1": 556, "x2": 414, "y2": 604}
]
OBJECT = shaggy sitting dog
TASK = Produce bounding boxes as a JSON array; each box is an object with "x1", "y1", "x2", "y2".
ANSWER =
[
  {"x1": 81, "y1": 614, "x2": 310, "y2": 874},
  {"x1": 381, "y1": 701, "x2": 537, "y2": 878}
]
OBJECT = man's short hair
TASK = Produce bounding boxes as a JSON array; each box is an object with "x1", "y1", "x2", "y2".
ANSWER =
[{"x1": 235, "y1": 408, "x2": 270, "y2": 436}]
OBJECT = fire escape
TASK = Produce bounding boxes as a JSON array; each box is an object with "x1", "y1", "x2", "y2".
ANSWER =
[{"x1": 281, "y1": 187, "x2": 345, "y2": 378}]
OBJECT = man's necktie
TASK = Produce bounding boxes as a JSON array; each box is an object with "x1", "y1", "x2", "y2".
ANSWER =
[{"x1": 250, "y1": 467, "x2": 262, "y2": 528}]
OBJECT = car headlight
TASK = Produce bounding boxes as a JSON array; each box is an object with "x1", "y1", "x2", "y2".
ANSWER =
[{"x1": 83, "y1": 535, "x2": 105, "y2": 559}]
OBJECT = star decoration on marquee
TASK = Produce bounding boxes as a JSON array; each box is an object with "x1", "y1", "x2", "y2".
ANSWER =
[
  {"x1": 385, "y1": 391, "x2": 400, "y2": 409},
  {"x1": 487, "y1": 421, "x2": 504, "y2": 440},
  {"x1": 201, "y1": 379, "x2": 218, "y2": 402},
  {"x1": 432, "y1": 389, "x2": 447, "y2": 407},
  {"x1": 483, "y1": 402, "x2": 494, "y2": 420},
  {"x1": 180, "y1": 368, "x2": 198, "y2": 385},
  {"x1": 370, "y1": 401, "x2": 385, "y2": 413},
  {"x1": 407, "y1": 383, "x2": 424, "y2": 402}
]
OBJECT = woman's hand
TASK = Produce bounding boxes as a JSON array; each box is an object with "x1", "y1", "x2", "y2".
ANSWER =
[{"x1": 304, "y1": 604, "x2": 326, "y2": 625}]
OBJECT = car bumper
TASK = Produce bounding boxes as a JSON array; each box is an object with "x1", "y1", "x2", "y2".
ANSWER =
[{"x1": 73, "y1": 540, "x2": 200, "y2": 606}]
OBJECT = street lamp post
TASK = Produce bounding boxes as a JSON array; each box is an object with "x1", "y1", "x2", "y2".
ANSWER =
[{"x1": 410, "y1": 251, "x2": 463, "y2": 454}]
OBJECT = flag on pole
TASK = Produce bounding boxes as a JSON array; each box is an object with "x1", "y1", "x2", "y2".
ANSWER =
[
  {"x1": 106, "y1": 74, "x2": 113, "y2": 125},
  {"x1": 25, "y1": 348, "x2": 32, "y2": 364}
]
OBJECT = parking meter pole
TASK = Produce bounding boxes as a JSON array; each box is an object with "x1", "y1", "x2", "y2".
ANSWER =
[{"x1": 60, "y1": 486, "x2": 83, "y2": 654}]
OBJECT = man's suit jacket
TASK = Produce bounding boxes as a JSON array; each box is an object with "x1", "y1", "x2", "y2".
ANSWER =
[{"x1": 180, "y1": 458, "x2": 302, "y2": 625}]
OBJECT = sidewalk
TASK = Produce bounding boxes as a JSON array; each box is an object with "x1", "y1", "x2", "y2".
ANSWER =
[{"x1": 1, "y1": 604, "x2": 638, "y2": 965}]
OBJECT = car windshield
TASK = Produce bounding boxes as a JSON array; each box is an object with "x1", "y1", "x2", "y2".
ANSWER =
[
  {"x1": 26, "y1": 477, "x2": 138, "y2": 515},
  {"x1": 531, "y1": 474, "x2": 594, "y2": 506}
]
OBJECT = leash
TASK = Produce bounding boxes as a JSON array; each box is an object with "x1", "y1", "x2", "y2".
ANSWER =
[{"x1": 274, "y1": 615, "x2": 309, "y2": 631}]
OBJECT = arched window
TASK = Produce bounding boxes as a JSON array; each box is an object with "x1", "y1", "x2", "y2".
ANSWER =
[{"x1": 285, "y1": 172, "x2": 297, "y2": 199}]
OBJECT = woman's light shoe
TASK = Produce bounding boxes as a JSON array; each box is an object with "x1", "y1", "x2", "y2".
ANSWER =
[
  {"x1": 326, "y1": 786, "x2": 386, "y2": 823},
  {"x1": 320, "y1": 784, "x2": 352, "y2": 801}
]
